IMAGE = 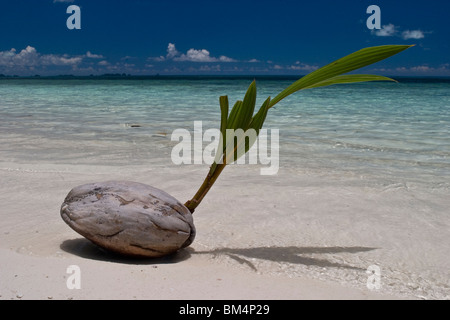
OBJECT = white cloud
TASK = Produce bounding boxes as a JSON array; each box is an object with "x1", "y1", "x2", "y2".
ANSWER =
[
  {"x1": 41, "y1": 54, "x2": 82, "y2": 66},
  {"x1": 269, "y1": 61, "x2": 318, "y2": 72},
  {"x1": 174, "y1": 48, "x2": 235, "y2": 62},
  {"x1": 166, "y1": 43, "x2": 179, "y2": 59},
  {"x1": 98, "y1": 60, "x2": 109, "y2": 66},
  {"x1": 0, "y1": 47, "x2": 107, "y2": 70},
  {"x1": 86, "y1": 51, "x2": 104, "y2": 59},
  {"x1": 402, "y1": 30, "x2": 425, "y2": 40},
  {"x1": 372, "y1": 24, "x2": 428, "y2": 40},
  {"x1": 373, "y1": 64, "x2": 441, "y2": 72},
  {"x1": 150, "y1": 56, "x2": 166, "y2": 62},
  {"x1": 396, "y1": 65, "x2": 434, "y2": 73},
  {"x1": 99, "y1": 62, "x2": 137, "y2": 73},
  {"x1": 0, "y1": 46, "x2": 83, "y2": 73},
  {"x1": 1, "y1": 46, "x2": 38, "y2": 66},
  {"x1": 150, "y1": 43, "x2": 236, "y2": 63},
  {"x1": 186, "y1": 64, "x2": 222, "y2": 73},
  {"x1": 53, "y1": 0, "x2": 74, "y2": 3},
  {"x1": 248, "y1": 59, "x2": 260, "y2": 63},
  {"x1": 410, "y1": 65, "x2": 432, "y2": 72},
  {"x1": 175, "y1": 48, "x2": 216, "y2": 62},
  {"x1": 373, "y1": 24, "x2": 397, "y2": 37},
  {"x1": 198, "y1": 65, "x2": 222, "y2": 72},
  {"x1": 218, "y1": 55, "x2": 236, "y2": 62},
  {"x1": 289, "y1": 62, "x2": 318, "y2": 71},
  {"x1": 372, "y1": 64, "x2": 450, "y2": 76}
]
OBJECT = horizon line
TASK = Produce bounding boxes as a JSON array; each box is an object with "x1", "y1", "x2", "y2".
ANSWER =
[{"x1": 1, "y1": 73, "x2": 450, "y2": 81}]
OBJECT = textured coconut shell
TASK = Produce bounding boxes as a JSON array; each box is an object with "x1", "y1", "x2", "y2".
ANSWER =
[{"x1": 60, "y1": 181, "x2": 195, "y2": 258}]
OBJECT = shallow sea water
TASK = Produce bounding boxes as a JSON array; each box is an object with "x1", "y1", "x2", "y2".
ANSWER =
[
  {"x1": 1, "y1": 78, "x2": 448, "y2": 187},
  {"x1": 0, "y1": 77, "x2": 449, "y2": 299}
]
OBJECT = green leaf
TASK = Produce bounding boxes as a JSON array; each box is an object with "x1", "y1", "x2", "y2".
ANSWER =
[
  {"x1": 227, "y1": 80, "x2": 257, "y2": 130},
  {"x1": 224, "y1": 128, "x2": 250, "y2": 164},
  {"x1": 248, "y1": 96, "x2": 271, "y2": 134},
  {"x1": 269, "y1": 45, "x2": 413, "y2": 108},
  {"x1": 225, "y1": 96, "x2": 272, "y2": 164},
  {"x1": 226, "y1": 100, "x2": 242, "y2": 130},
  {"x1": 219, "y1": 95, "x2": 229, "y2": 144},
  {"x1": 209, "y1": 96, "x2": 229, "y2": 176},
  {"x1": 303, "y1": 74, "x2": 396, "y2": 90}
]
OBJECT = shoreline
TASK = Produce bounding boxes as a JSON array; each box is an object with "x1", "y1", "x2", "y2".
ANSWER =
[
  {"x1": 1, "y1": 161, "x2": 448, "y2": 300},
  {"x1": 1, "y1": 75, "x2": 450, "y2": 82},
  {"x1": 0, "y1": 247, "x2": 400, "y2": 300}
]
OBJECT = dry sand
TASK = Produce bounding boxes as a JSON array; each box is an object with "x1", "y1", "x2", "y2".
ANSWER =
[{"x1": 0, "y1": 161, "x2": 448, "y2": 300}]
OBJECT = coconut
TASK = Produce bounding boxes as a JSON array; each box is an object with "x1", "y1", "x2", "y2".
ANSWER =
[{"x1": 60, "y1": 181, "x2": 195, "y2": 258}]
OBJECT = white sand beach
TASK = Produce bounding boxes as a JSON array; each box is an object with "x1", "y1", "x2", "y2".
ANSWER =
[
  {"x1": 1, "y1": 160, "x2": 448, "y2": 300},
  {"x1": 1, "y1": 0, "x2": 450, "y2": 303},
  {"x1": 1, "y1": 77, "x2": 449, "y2": 301}
]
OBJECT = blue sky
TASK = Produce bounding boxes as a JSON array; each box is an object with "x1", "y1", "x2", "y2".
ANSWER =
[{"x1": 0, "y1": 0, "x2": 449, "y2": 76}]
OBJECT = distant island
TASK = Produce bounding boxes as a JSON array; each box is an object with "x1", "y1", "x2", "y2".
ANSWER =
[
  {"x1": 0, "y1": 73, "x2": 449, "y2": 82},
  {"x1": 0, "y1": 73, "x2": 139, "y2": 79}
]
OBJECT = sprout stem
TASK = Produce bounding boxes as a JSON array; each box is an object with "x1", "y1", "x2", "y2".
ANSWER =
[
  {"x1": 185, "y1": 162, "x2": 226, "y2": 213},
  {"x1": 184, "y1": 45, "x2": 412, "y2": 214}
]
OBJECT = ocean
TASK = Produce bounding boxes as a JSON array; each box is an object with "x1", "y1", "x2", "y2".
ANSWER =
[
  {"x1": 1, "y1": 77, "x2": 449, "y2": 188},
  {"x1": 0, "y1": 77, "x2": 449, "y2": 299}
]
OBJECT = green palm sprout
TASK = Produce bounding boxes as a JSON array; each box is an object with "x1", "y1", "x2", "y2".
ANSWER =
[{"x1": 184, "y1": 45, "x2": 412, "y2": 213}]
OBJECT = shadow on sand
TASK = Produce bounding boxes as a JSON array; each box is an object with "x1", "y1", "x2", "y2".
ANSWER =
[
  {"x1": 61, "y1": 238, "x2": 376, "y2": 271},
  {"x1": 193, "y1": 246, "x2": 376, "y2": 271},
  {"x1": 60, "y1": 238, "x2": 191, "y2": 265}
]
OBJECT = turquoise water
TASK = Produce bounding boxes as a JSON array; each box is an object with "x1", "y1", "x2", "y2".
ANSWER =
[{"x1": 1, "y1": 78, "x2": 449, "y2": 187}]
